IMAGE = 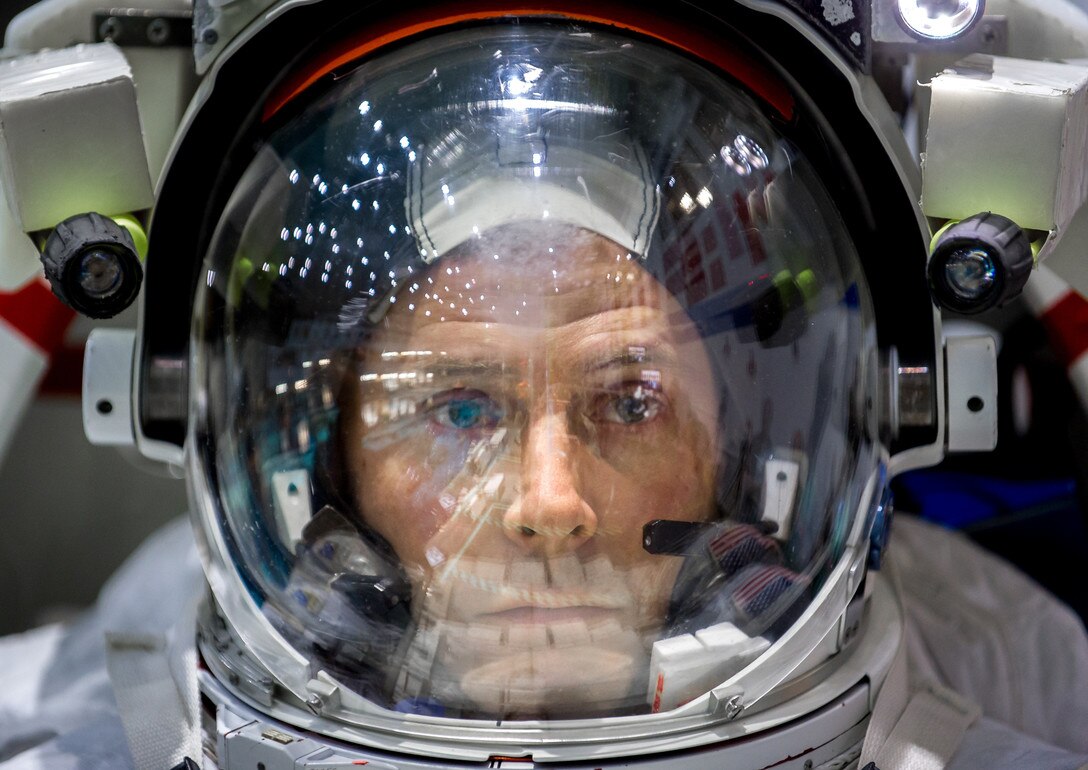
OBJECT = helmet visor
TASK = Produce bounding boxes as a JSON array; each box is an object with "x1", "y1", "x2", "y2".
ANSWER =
[{"x1": 192, "y1": 19, "x2": 880, "y2": 722}]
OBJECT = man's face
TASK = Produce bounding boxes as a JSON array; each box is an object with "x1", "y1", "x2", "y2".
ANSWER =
[{"x1": 342, "y1": 223, "x2": 719, "y2": 717}]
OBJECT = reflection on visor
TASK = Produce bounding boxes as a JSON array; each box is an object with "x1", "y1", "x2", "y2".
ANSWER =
[{"x1": 195, "y1": 20, "x2": 879, "y2": 724}]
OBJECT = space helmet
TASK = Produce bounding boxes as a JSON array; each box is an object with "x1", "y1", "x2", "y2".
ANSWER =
[{"x1": 144, "y1": 1, "x2": 938, "y2": 762}]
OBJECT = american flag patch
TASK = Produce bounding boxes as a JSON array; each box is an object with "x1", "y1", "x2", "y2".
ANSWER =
[
  {"x1": 707, "y1": 524, "x2": 780, "y2": 576},
  {"x1": 733, "y1": 564, "x2": 807, "y2": 618}
]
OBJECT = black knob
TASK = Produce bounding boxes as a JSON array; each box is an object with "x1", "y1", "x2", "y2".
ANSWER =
[
  {"x1": 41, "y1": 213, "x2": 144, "y2": 319},
  {"x1": 927, "y1": 212, "x2": 1032, "y2": 314}
]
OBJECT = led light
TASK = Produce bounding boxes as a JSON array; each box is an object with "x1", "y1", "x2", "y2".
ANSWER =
[{"x1": 897, "y1": 0, "x2": 984, "y2": 40}]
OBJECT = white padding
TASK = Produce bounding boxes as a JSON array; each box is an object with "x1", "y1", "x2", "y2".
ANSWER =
[{"x1": 408, "y1": 144, "x2": 659, "y2": 261}]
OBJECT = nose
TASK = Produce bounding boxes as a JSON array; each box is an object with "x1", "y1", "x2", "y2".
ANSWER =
[{"x1": 503, "y1": 407, "x2": 597, "y2": 556}]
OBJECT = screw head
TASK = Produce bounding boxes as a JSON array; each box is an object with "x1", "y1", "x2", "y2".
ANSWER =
[
  {"x1": 723, "y1": 694, "x2": 743, "y2": 719},
  {"x1": 147, "y1": 18, "x2": 170, "y2": 45},
  {"x1": 98, "y1": 16, "x2": 122, "y2": 41}
]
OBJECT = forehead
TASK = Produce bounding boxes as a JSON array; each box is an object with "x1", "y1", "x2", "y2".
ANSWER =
[{"x1": 382, "y1": 223, "x2": 676, "y2": 338}]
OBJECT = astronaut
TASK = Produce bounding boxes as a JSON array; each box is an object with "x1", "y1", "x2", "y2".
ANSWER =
[{"x1": 1, "y1": 1, "x2": 1088, "y2": 769}]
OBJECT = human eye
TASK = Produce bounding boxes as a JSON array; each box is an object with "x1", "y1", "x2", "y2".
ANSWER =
[
  {"x1": 595, "y1": 381, "x2": 666, "y2": 425},
  {"x1": 425, "y1": 388, "x2": 504, "y2": 431}
]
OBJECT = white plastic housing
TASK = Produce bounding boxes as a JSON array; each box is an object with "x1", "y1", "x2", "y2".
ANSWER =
[
  {"x1": 945, "y1": 335, "x2": 998, "y2": 452},
  {"x1": 648, "y1": 622, "x2": 770, "y2": 712},
  {"x1": 0, "y1": 43, "x2": 154, "y2": 234},
  {"x1": 923, "y1": 55, "x2": 1088, "y2": 235},
  {"x1": 4, "y1": 0, "x2": 197, "y2": 186},
  {"x1": 761, "y1": 455, "x2": 803, "y2": 539},
  {"x1": 83, "y1": 328, "x2": 137, "y2": 446}
]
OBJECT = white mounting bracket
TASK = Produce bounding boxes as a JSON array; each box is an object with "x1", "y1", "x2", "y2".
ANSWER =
[
  {"x1": 83, "y1": 327, "x2": 137, "y2": 446},
  {"x1": 945, "y1": 335, "x2": 998, "y2": 452}
]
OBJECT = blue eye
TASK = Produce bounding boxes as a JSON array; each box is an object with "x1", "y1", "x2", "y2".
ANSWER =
[
  {"x1": 601, "y1": 384, "x2": 664, "y2": 425},
  {"x1": 430, "y1": 389, "x2": 503, "y2": 430},
  {"x1": 447, "y1": 398, "x2": 483, "y2": 428}
]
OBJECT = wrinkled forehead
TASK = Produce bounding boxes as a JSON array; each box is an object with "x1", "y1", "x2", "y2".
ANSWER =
[{"x1": 378, "y1": 223, "x2": 679, "y2": 339}]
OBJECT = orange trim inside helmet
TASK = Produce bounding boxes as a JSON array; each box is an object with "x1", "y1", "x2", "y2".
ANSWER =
[{"x1": 262, "y1": 1, "x2": 795, "y2": 121}]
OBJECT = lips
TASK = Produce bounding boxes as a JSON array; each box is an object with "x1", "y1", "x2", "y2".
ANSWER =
[
  {"x1": 479, "y1": 604, "x2": 620, "y2": 625},
  {"x1": 440, "y1": 560, "x2": 631, "y2": 613}
]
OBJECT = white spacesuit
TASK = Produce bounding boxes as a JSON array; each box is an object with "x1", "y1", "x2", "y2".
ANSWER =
[{"x1": 1, "y1": 1, "x2": 1088, "y2": 768}]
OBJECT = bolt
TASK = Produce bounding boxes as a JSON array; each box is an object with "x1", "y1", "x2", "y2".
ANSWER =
[
  {"x1": 723, "y1": 694, "x2": 743, "y2": 719},
  {"x1": 201, "y1": 27, "x2": 219, "y2": 45},
  {"x1": 98, "y1": 16, "x2": 122, "y2": 41},
  {"x1": 306, "y1": 695, "x2": 323, "y2": 713},
  {"x1": 147, "y1": 18, "x2": 170, "y2": 45}
]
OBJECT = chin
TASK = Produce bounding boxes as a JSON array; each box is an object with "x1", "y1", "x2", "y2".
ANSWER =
[{"x1": 453, "y1": 641, "x2": 649, "y2": 718}]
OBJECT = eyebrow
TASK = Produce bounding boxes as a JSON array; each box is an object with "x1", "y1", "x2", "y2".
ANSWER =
[
  {"x1": 364, "y1": 336, "x2": 679, "y2": 380},
  {"x1": 594, "y1": 347, "x2": 649, "y2": 368},
  {"x1": 356, "y1": 357, "x2": 515, "y2": 383},
  {"x1": 584, "y1": 344, "x2": 676, "y2": 373},
  {"x1": 422, "y1": 360, "x2": 515, "y2": 379}
]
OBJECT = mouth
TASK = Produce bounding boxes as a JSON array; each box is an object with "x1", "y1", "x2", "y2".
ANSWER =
[{"x1": 479, "y1": 605, "x2": 621, "y2": 625}]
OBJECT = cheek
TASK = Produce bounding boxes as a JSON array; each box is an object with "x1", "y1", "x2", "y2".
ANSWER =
[
  {"x1": 582, "y1": 420, "x2": 715, "y2": 585},
  {"x1": 350, "y1": 429, "x2": 474, "y2": 567},
  {"x1": 591, "y1": 423, "x2": 716, "y2": 516},
  {"x1": 626, "y1": 556, "x2": 686, "y2": 625}
]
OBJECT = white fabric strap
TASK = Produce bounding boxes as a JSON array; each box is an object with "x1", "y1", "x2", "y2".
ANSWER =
[
  {"x1": 105, "y1": 598, "x2": 203, "y2": 769},
  {"x1": 860, "y1": 633, "x2": 911, "y2": 764},
  {"x1": 860, "y1": 550, "x2": 980, "y2": 770},
  {"x1": 869, "y1": 683, "x2": 981, "y2": 770},
  {"x1": 860, "y1": 635, "x2": 981, "y2": 770}
]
